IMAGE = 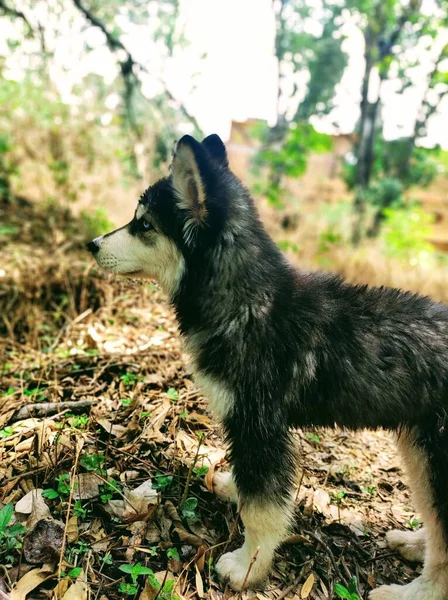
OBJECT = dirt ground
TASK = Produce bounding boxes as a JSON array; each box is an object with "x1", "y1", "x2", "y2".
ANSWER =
[{"x1": 0, "y1": 197, "x2": 423, "y2": 600}]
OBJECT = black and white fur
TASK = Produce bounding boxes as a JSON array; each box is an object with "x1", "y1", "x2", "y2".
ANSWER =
[{"x1": 88, "y1": 134, "x2": 448, "y2": 598}]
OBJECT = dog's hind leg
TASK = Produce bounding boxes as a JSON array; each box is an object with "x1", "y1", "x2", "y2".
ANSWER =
[
  {"x1": 370, "y1": 426, "x2": 448, "y2": 600},
  {"x1": 386, "y1": 527, "x2": 425, "y2": 563},
  {"x1": 215, "y1": 426, "x2": 296, "y2": 590}
]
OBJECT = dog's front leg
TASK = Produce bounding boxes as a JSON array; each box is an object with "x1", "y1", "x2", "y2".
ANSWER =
[{"x1": 216, "y1": 426, "x2": 296, "y2": 590}]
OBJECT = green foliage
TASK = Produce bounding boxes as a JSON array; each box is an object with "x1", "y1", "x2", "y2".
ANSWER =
[
  {"x1": 306, "y1": 432, "x2": 321, "y2": 445},
  {"x1": 193, "y1": 465, "x2": 209, "y2": 478},
  {"x1": 167, "y1": 387, "x2": 179, "y2": 401},
  {"x1": 331, "y1": 490, "x2": 346, "y2": 504},
  {"x1": 274, "y1": 0, "x2": 348, "y2": 120},
  {"x1": 277, "y1": 240, "x2": 299, "y2": 253},
  {"x1": 73, "y1": 500, "x2": 87, "y2": 519},
  {"x1": 79, "y1": 209, "x2": 114, "y2": 239},
  {"x1": 120, "y1": 372, "x2": 141, "y2": 387},
  {"x1": 257, "y1": 122, "x2": 332, "y2": 181},
  {"x1": 380, "y1": 204, "x2": 435, "y2": 263},
  {"x1": 405, "y1": 517, "x2": 421, "y2": 530},
  {"x1": 167, "y1": 547, "x2": 180, "y2": 560},
  {"x1": 181, "y1": 497, "x2": 198, "y2": 520},
  {"x1": 119, "y1": 562, "x2": 155, "y2": 580},
  {"x1": 0, "y1": 133, "x2": 18, "y2": 201},
  {"x1": 67, "y1": 567, "x2": 83, "y2": 578},
  {"x1": 42, "y1": 473, "x2": 72, "y2": 500},
  {"x1": 118, "y1": 562, "x2": 177, "y2": 599},
  {"x1": 0, "y1": 503, "x2": 27, "y2": 562},
  {"x1": 152, "y1": 473, "x2": 173, "y2": 490},
  {"x1": 67, "y1": 413, "x2": 89, "y2": 429},
  {"x1": 334, "y1": 580, "x2": 361, "y2": 600},
  {"x1": 80, "y1": 452, "x2": 106, "y2": 474},
  {"x1": 254, "y1": 123, "x2": 332, "y2": 208},
  {"x1": 99, "y1": 480, "x2": 122, "y2": 504},
  {"x1": 0, "y1": 426, "x2": 14, "y2": 439},
  {"x1": 119, "y1": 582, "x2": 139, "y2": 595}
]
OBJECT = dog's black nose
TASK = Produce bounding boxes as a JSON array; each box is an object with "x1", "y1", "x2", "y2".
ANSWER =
[{"x1": 87, "y1": 239, "x2": 100, "y2": 255}]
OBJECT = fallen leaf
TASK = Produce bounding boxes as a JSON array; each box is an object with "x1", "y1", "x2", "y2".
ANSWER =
[
  {"x1": 73, "y1": 472, "x2": 101, "y2": 500},
  {"x1": 195, "y1": 564, "x2": 204, "y2": 598},
  {"x1": 10, "y1": 567, "x2": 52, "y2": 600},
  {"x1": 300, "y1": 573, "x2": 315, "y2": 599},
  {"x1": 23, "y1": 493, "x2": 64, "y2": 564},
  {"x1": 123, "y1": 480, "x2": 158, "y2": 522},
  {"x1": 15, "y1": 489, "x2": 45, "y2": 515},
  {"x1": 62, "y1": 575, "x2": 88, "y2": 600},
  {"x1": 96, "y1": 418, "x2": 127, "y2": 438},
  {"x1": 66, "y1": 515, "x2": 79, "y2": 543}
]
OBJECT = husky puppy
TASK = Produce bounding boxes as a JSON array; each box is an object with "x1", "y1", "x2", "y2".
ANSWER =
[{"x1": 88, "y1": 134, "x2": 448, "y2": 599}]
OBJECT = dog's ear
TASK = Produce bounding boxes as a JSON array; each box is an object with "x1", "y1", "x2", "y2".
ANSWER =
[
  {"x1": 171, "y1": 135, "x2": 211, "y2": 228},
  {"x1": 202, "y1": 134, "x2": 228, "y2": 167}
]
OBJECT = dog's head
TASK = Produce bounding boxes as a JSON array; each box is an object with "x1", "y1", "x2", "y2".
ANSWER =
[{"x1": 87, "y1": 134, "x2": 252, "y2": 297}]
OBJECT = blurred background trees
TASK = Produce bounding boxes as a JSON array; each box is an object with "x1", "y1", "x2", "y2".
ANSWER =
[{"x1": 0, "y1": 0, "x2": 447, "y2": 254}]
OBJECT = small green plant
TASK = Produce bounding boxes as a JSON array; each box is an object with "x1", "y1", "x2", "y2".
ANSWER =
[
  {"x1": 0, "y1": 426, "x2": 14, "y2": 439},
  {"x1": 406, "y1": 517, "x2": 421, "y2": 530},
  {"x1": 67, "y1": 567, "x2": 82, "y2": 578},
  {"x1": 67, "y1": 413, "x2": 89, "y2": 429},
  {"x1": 193, "y1": 465, "x2": 209, "y2": 478},
  {"x1": 119, "y1": 563, "x2": 157, "y2": 596},
  {"x1": 152, "y1": 473, "x2": 173, "y2": 490},
  {"x1": 73, "y1": 500, "x2": 87, "y2": 519},
  {"x1": 23, "y1": 386, "x2": 46, "y2": 401},
  {"x1": 361, "y1": 485, "x2": 377, "y2": 496},
  {"x1": 119, "y1": 582, "x2": 139, "y2": 595},
  {"x1": 181, "y1": 497, "x2": 198, "y2": 520},
  {"x1": 42, "y1": 473, "x2": 72, "y2": 499},
  {"x1": 100, "y1": 480, "x2": 122, "y2": 504},
  {"x1": 331, "y1": 490, "x2": 346, "y2": 522},
  {"x1": 306, "y1": 432, "x2": 321, "y2": 445},
  {"x1": 334, "y1": 577, "x2": 361, "y2": 599},
  {"x1": 65, "y1": 541, "x2": 89, "y2": 563},
  {"x1": 102, "y1": 552, "x2": 113, "y2": 565},
  {"x1": 167, "y1": 387, "x2": 179, "y2": 401},
  {"x1": 79, "y1": 452, "x2": 106, "y2": 474},
  {"x1": 167, "y1": 547, "x2": 180, "y2": 560},
  {"x1": 0, "y1": 504, "x2": 27, "y2": 562},
  {"x1": 331, "y1": 490, "x2": 346, "y2": 503},
  {"x1": 120, "y1": 398, "x2": 132, "y2": 407}
]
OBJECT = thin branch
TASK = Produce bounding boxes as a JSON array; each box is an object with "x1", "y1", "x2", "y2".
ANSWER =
[
  {"x1": 72, "y1": 0, "x2": 201, "y2": 134},
  {"x1": 0, "y1": 0, "x2": 34, "y2": 34}
]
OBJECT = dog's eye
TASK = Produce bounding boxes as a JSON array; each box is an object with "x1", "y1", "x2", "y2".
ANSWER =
[{"x1": 141, "y1": 219, "x2": 152, "y2": 231}]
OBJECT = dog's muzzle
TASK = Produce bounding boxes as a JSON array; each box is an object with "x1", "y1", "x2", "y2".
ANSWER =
[{"x1": 86, "y1": 236, "x2": 103, "y2": 255}]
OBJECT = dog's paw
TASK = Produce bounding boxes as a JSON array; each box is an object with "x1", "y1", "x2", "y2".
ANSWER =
[
  {"x1": 385, "y1": 529, "x2": 425, "y2": 563},
  {"x1": 216, "y1": 548, "x2": 266, "y2": 590},
  {"x1": 369, "y1": 574, "x2": 448, "y2": 600},
  {"x1": 212, "y1": 471, "x2": 238, "y2": 503},
  {"x1": 369, "y1": 585, "x2": 404, "y2": 600}
]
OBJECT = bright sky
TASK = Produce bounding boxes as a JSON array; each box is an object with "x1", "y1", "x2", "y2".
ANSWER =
[{"x1": 2, "y1": 0, "x2": 448, "y2": 147}]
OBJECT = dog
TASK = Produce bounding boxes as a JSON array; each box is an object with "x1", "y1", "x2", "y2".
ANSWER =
[{"x1": 88, "y1": 134, "x2": 448, "y2": 599}]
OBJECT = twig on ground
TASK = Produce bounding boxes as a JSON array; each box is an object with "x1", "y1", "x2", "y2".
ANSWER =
[
  {"x1": 239, "y1": 546, "x2": 260, "y2": 594},
  {"x1": 11, "y1": 400, "x2": 95, "y2": 422},
  {"x1": 275, "y1": 560, "x2": 312, "y2": 600},
  {"x1": 180, "y1": 432, "x2": 205, "y2": 507},
  {"x1": 304, "y1": 528, "x2": 346, "y2": 585}
]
